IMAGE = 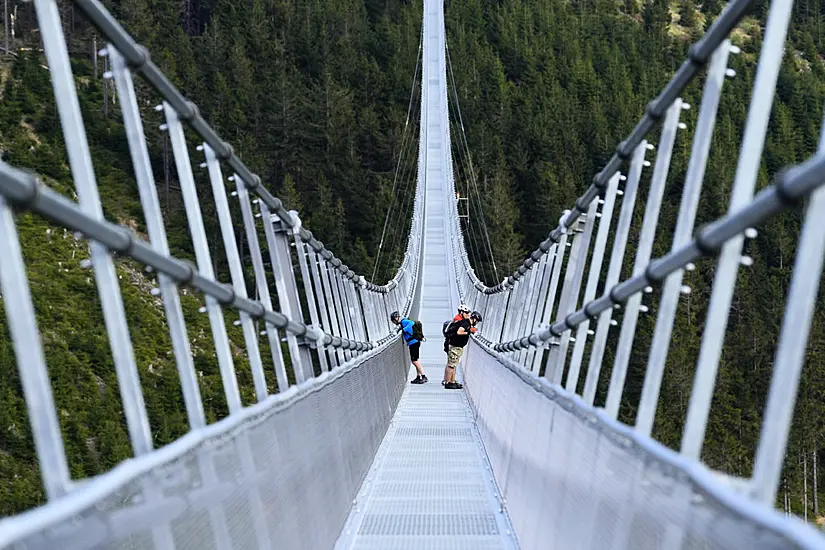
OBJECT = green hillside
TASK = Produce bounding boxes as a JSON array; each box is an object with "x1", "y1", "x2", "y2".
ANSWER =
[{"x1": 1, "y1": 0, "x2": 825, "y2": 522}]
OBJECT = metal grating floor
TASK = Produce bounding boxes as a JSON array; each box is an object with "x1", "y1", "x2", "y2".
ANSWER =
[
  {"x1": 335, "y1": 362, "x2": 519, "y2": 550},
  {"x1": 332, "y1": 1, "x2": 517, "y2": 546}
]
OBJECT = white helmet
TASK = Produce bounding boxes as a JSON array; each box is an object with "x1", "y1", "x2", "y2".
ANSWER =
[{"x1": 458, "y1": 303, "x2": 470, "y2": 313}]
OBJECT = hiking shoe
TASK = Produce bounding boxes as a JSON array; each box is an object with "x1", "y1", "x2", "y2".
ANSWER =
[
  {"x1": 444, "y1": 382, "x2": 463, "y2": 389},
  {"x1": 411, "y1": 376, "x2": 423, "y2": 384},
  {"x1": 420, "y1": 375, "x2": 428, "y2": 383}
]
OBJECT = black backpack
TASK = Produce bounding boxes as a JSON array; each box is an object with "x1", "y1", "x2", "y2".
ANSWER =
[
  {"x1": 442, "y1": 320, "x2": 459, "y2": 338},
  {"x1": 442, "y1": 319, "x2": 461, "y2": 353},
  {"x1": 411, "y1": 320, "x2": 425, "y2": 342}
]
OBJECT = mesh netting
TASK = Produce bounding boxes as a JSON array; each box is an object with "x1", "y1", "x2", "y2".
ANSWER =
[
  {"x1": 463, "y1": 341, "x2": 825, "y2": 550},
  {"x1": 3, "y1": 340, "x2": 408, "y2": 550}
]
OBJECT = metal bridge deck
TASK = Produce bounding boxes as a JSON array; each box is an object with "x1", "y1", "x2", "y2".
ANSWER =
[
  {"x1": 336, "y1": 0, "x2": 517, "y2": 546},
  {"x1": 335, "y1": 359, "x2": 518, "y2": 550}
]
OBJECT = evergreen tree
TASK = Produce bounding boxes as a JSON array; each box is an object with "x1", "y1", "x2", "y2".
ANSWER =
[{"x1": 679, "y1": 0, "x2": 698, "y2": 28}]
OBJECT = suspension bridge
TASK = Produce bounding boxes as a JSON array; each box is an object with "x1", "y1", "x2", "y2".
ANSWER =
[{"x1": 1, "y1": 0, "x2": 825, "y2": 547}]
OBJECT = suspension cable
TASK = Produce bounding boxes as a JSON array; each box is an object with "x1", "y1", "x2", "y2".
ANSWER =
[
  {"x1": 448, "y1": 108, "x2": 491, "y2": 283},
  {"x1": 372, "y1": 35, "x2": 423, "y2": 282},
  {"x1": 445, "y1": 43, "x2": 499, "y2": 281},
  {"x1": 381, "y1": 87, "x2": 422, "y2": 276}
]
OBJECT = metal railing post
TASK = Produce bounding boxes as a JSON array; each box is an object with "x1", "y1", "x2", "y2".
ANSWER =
[
  {"x1": 291, "y1": 213, "x2": 329, "y2": 373},
  {"x1": 109, "y1": 48, "x2": 205, "y2": 427},
  {"x1": 682, "y1": 0, "x2": 791, "y2": 460},
  {"x1": 565, "y1": 173, "x2": 620, "y2": 394},
  {"x1": 604, "y1": 100, "x2": 683, "y2": 420},
  {"x1": 235, "y1": 176, "x2": 291, "y2": 391},
  {"x1": 262, "y1": 204, "x2": 314, "y2": 382},
  {"x1": 581, "y1": 143, "x2": 648, "y2": 405},
  {"x1": 204, "y1": 144, "x2": 269, "y2": 401},
  {"x1": 0, "y1": 187, "x2": 70, "y2": 500},
  {"x1": 636, "y1": 43, "x2": 732, "y2": 437},
  {"x1": 546, "y1": 202, "x2": 597, "y2": 385},
  {"x1": 164, "y1": 102, "x2": 242, "y2": 413}
]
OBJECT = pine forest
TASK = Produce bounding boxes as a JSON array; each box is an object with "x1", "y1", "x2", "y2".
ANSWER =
[{"x1": 1, "y1": 0, "x2": 825, "y2": 526}]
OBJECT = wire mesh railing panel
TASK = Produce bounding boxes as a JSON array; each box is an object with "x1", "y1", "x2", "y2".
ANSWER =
[
  {"x1": 0, "y1": 340, "x2": 408, "y2": 549},
  {"x1": 463, "y1": 342, "x2": 825, "y2": 550}
]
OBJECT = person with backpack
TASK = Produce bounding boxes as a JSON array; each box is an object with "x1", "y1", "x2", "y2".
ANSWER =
[
  {"x1": 442, "y1": 310, "x2": 482, "y2": 389},
  {"x1": 390, "y1": 311, "x2": 428, "y2": 384},
  {"x1": 442, "y1": 304, "x2": 470, "y2": 384}
]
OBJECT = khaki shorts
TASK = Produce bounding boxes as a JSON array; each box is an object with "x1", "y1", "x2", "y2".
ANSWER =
[{"x1": 446, "y1": 345, "x2": 464, "y2": 368}]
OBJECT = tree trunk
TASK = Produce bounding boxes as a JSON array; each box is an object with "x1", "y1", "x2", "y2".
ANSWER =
[
  {"x1": 784, "y1": 473, "x2": 790, "y2": 516},
  {"x1": 4, "y1": 0, "x2": 9, "y2": 55},
  {"x1": 815, "y1": 449, "x2": 819, "y2": 518},
  {"x1": 103, "y1": 55, "x2": 109, "y2": 116},
  {"x1": 804, "y1": 452, "x2": 809, "y2": 522},
  {"x1": 93, "y1": 35, "x2": 98, "y2": 79}
]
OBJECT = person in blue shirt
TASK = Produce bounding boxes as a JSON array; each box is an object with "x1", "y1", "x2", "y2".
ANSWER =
[{"x1": 390, "y1": 311, "x2": 428, "y2": 384}]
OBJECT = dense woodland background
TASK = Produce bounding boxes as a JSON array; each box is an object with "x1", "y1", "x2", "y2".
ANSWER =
[{"x1": 2, "y1": 0, "x2": 825, "y2": 526}]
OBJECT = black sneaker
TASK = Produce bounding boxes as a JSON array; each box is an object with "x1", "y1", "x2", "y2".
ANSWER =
[
  {"x1": 420, "y1": 375, "x2": 428, "y2": 383},
  {"x1": 444, "y1": 382, "x2": 463, "y2": 390},
  {"x1": 411, "y1": 375, "x2": 423, "y2": 384}
]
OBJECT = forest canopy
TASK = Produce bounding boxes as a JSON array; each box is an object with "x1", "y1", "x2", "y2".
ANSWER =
[{"x1": 1, "y1": 0, "x2": 825, "y2": 523}]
